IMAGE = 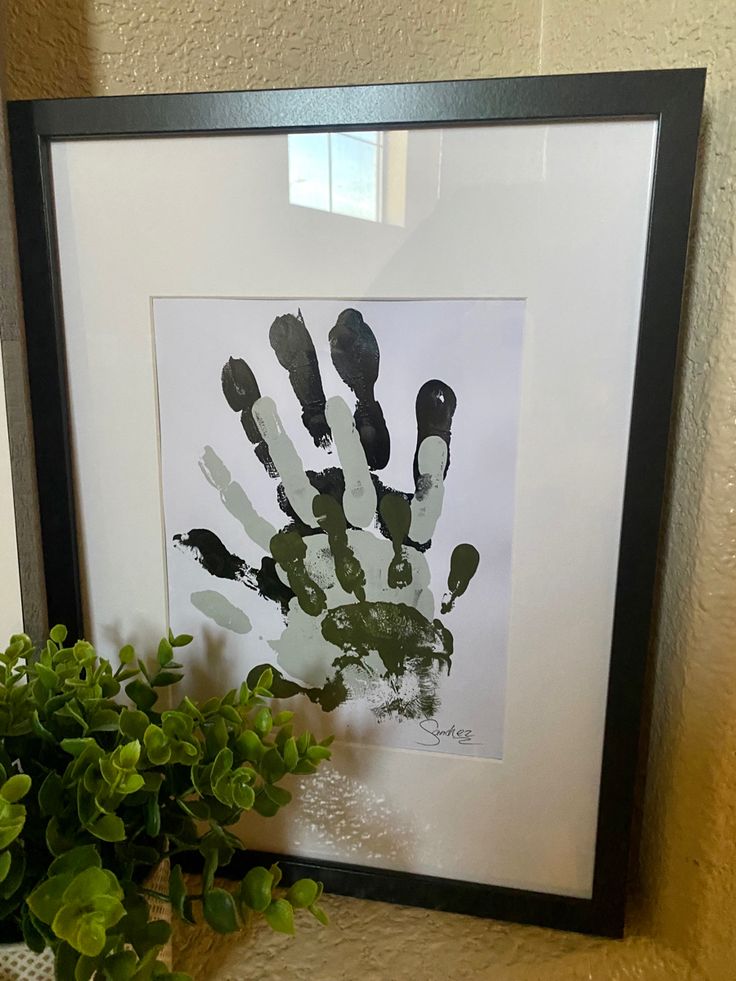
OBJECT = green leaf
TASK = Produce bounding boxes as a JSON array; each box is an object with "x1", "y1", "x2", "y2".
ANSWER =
[
  {"x1": 56, "y1": 941, "x2": 80, "y2": 978},
  {"x1": 0, "y1": 848, "x2": 24, "y2": 899},
  {"x1": 39, "y1": 771, "x2": 65, "y2": 817},
  {"x1": 146, "y1": 795, "x2": 161, "y2": 837},
  {"x1": 177, "y1": 798, "x2": 209, "y2": 820},
  {"x1": 27, "y1": 873, "x2": 74, "y2": 924},
  {"x1": 100, "y1": 677, "x2": 121, "y2": 698},
  {"x1": 141, "y1": 772, "x2": 165, "y2": 793},
  {"x1": 35, "y1": 663, "x2": 59, "y2": 689},
  {"x1": 50, "y1": 624, "x2": 69, "y2": 644},
  {"x1": 286, "y1": 878, "x2": 319, "y2": 909},
  {"x1": 252, "y1": 790, "x2": 279, "y2": 818},
  {"x1": 118, "y1": 644, "x2": 136, "y2": 665},
  {"x1": 120, "y1": 708, "x2": 150, "y2": 741},
  {"x1": 170, "y1": 633, "x2": 193, "y2": 648},
  {"x1": 75, "y1": 953, "x2": 99, "y2": 981},
  {"x1": 144, "y1": 725, "x2": 171, "y2": 766},
  {"x1": 269, "y1": 863, "x2": 283, "y2": 888},
  {"x1": 260, "y1": 747, "x2": 286, "y2": 784},
  {"x1": 53, "y1": 903, "x2": 105, "y2": 957},
  {"x1": 169, "y1": 864, "x2": 195, "y2": 925},
  {"x1": 61, "y1": 737, "x2": 96, "y2": 758},
  {"x1": 252, "y1": 706, "x2": 272, "y2": 736},
  {"x1": 0, "y1": 804, "x2": 25, "y2": 848},
  {"x1": 87, "y1": 708, "x2": 121, "y2": 733},
  {"x1": 211, "y1": 747, "x2": 234, "y2": 785},
  {"x1": 306, "y1": 745, "x2": 332, "y2": 763},
  {"x1": 264, "y1": 784, "x2": 291, "y2": 807},
  {"x1": 255, "y1": 667, "x2": 273, "y2": 692},
  {"x1": 296, "y1": 733, "x2": 312, "y2": 754},
  {"x1": 118, "y1": 739, "x2": 141, "y2": 769},
  {"x1": 292, "y1": 759, "x2": 318, "y2": 775},
  {"x1": 202, "y1": 850, "x2": 218, "y2": 893},
  {"x1": 59, "y1": 700, "x2": 88, "y2": 731},
  {"x1": 309, "y1": 904, "x2": 329, "y2": 926},
  {"x1": 145, "y1": 919, "x2": 172, "y2": 948},
  {"x1": 21, "y1": 904, "x2": 47, "y2": 954},
  {"x1": 206, "y1": 715, "x2": 228, "y2": 755},
  {"x1": 31, "y1": 710, "x2": 55, "y2": 742},
  {"x1": 102, "y1": 950, "x2": 137, "y2": 981},
  {"x1": 157, "y1": 638, "x2": 174, "y2": 666},
  {"x1": 89, "y1": 813, "x2": 126, "y2": 842},
  {"x1": 125, "y1": 844, "x2": 161, "y2": 867},
  {"x1": 263, "y1": 898, "x2": 294, "y2": 934},
  {"x1": 1, "y1": 773, "x2": 32, "y2": 803},
  {"x1": 65, "y1": 867, "x2": 123, "y2": 905},
  {"x1": 230, "y1": 778, "x2": 255, "y2": 811},
  {"x1": 46, "y1": 816, "x2": 78, "y2": 856},
  {"x1": 240, "y1": 866, "x2": 273, "y2": 913},
  {"x1": 218, "y1": 704, "x2": 242, "y2": 725},
  {"x1": 203, "y1": 888, "x2": 239, "y2": 933},
  {"x1": 126, "y1": 679, "x2": 157, "y2": 712},
  {"x1": 150, "y1": 670, "x2": 183, "y2": 688},
  {"x1": 179, "y1": 696, "x2": 203, "y2": 721},
  {"x1": 49, "y1": 845, "x2": 102, "y2": 877},
  {"x1": 283, "y1": 737, "x2": 298, "y2": 771},
  {"x1": 234, "y1": 730, "x2": 264, "y2": 763},
  {"x1": 0, "y1": 850, "x2": 10, "y2": 882},
  {"x1": 77, "y1": 782, "x2": 101, "y2": 826},
  {"x1": 212, "y1": 774, "x2": 234, "y2": 807},
  {"x1": 120, "y1": 772, "x2": 145, "y2": 795}
]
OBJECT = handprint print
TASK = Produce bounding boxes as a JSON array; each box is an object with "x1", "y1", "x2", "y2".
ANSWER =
[{"x1": 173, "y1": 307, "x2": 480, "y2": 723}]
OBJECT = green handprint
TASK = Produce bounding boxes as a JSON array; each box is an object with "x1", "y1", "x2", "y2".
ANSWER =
[{"x1": 174, "y1": 308, "x2": 480, "y2": 722}]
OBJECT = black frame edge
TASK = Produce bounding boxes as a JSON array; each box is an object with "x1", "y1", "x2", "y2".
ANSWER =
[
  {"x1": 180, "y1": 850, "x2": 612, "y2": 937},
  {"x1": 7, "y1": 100, "x2": 84, "y2": 638},
  {"x1": 589, "y1": 65, "x2": 706, "y2": 935},
  {"x1": 12, "y1": 68, "x2": 705, "y2": 136}
]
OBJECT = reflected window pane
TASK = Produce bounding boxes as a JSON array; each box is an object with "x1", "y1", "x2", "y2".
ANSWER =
[
  {"x1": 288, "y1": 131, "x2": 386, "y2": 222},
  {"x1": 331, "y1": 134, "x2": 379, "y2": 221},
  {"x1": 288, "y1": 134, "x2": 330, "y2": 212}
]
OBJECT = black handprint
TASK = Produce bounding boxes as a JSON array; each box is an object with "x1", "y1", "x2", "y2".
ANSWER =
[{"x1": 175, "y1": 308, "x2": 480, "y2": 721}]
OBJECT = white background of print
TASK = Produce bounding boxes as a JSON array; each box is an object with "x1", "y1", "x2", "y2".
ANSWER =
[
  {"x1": 154, "y1": 297, "x2": 524, "y2": 760},
  {"x1": 49, "y1": 117, "x2": 656, "y2": 897}
]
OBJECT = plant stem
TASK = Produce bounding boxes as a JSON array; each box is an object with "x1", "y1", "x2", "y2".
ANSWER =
[
  {"x1": 140, "y1": 887, "x2": 170, "y2": 902},
  {"x1": 140, "y1": 886, "x2": 205, "y2": 902}
]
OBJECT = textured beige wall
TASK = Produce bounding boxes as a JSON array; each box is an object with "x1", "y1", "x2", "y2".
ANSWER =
[
  {"x1": 541, "y1": 5, "x2": 736, "y2": 978},
  {"x1": 4, "y1": 0, "x2": 542, "y2": 97},
  {"x1": 2, "y1": 1, "x2": 735, "y2": 979}
]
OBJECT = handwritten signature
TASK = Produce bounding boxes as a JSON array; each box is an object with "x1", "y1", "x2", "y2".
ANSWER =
[{"x1": 416, "y1": 718, "x2": 480, "y2": 748}]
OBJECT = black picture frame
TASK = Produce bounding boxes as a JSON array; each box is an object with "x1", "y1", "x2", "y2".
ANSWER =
[{"x1": 6, "y1": 68, "x2": 705, "y2": 938}]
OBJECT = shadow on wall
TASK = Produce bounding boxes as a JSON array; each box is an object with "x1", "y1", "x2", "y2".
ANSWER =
[{"x1": 4, "y1": 0, "x2": 92, "y2": 100}]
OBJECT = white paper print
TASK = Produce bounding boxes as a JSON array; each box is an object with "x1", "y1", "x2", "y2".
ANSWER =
[{"x1": 154, "y1": 297, "x2": 524, "y2": 759}]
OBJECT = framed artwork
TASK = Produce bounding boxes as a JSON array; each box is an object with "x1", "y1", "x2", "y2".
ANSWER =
[{"x1": 7, "y1": 68, "x2": 704, "y2": 937}]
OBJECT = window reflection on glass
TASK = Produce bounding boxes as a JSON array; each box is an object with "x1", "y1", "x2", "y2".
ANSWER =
[
  {"x1": 288, "y1": 131, "x2": 382, "y2": 222},
  {"x1": 287, "y1": 133, "x2": 331, "y2": 212}
]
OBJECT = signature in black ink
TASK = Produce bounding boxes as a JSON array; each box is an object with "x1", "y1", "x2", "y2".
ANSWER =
[{"x1": 416, "y1": 718, "x2": 480, "y2": 748}]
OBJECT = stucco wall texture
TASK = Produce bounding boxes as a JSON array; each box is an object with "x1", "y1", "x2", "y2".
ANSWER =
[{"x1": 2, "y1": 2, "x2": 735, "y2": 979}]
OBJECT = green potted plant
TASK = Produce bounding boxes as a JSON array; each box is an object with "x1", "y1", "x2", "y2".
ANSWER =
[{"x1": 0, "y1": 626, "x2": 331, "y2": 980}]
